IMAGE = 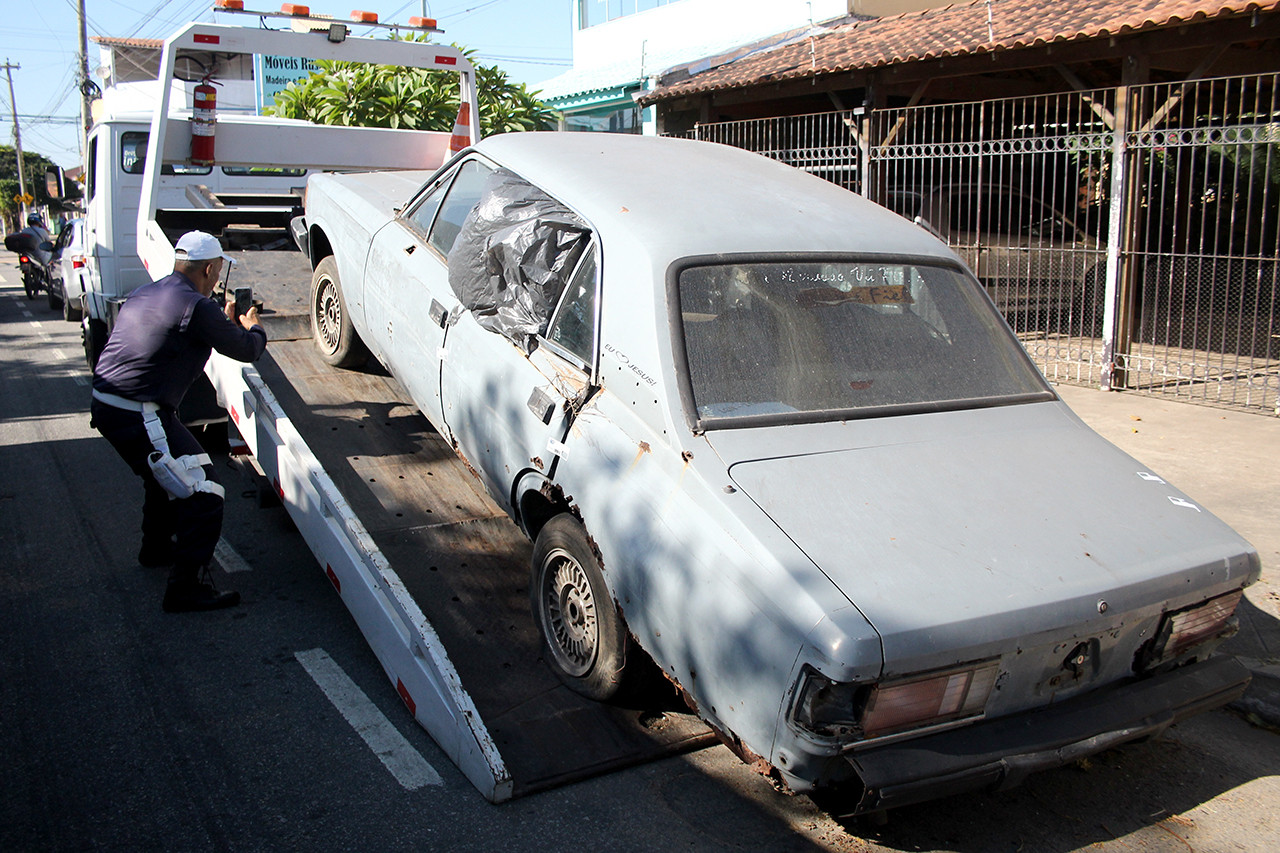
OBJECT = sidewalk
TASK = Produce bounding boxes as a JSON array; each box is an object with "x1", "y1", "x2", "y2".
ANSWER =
[{"x1": 1055, "y1": 382, "x2": 1280, "y2": 727}]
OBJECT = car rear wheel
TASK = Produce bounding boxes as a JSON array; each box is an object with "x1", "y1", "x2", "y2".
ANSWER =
[
  {"x1": 531, "y1": 514, "x2": 628, "y2": 701},
  {"x1": 62, "y1": 285, "x2": 82, "y2": 322},
  {"x1": 310, "y1": 255, "x2": 368, "y2": 369}
]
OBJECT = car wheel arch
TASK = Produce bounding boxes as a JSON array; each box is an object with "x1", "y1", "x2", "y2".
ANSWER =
[{"x1": 513, "y1": 470, "x2": 576, "y2": 542}]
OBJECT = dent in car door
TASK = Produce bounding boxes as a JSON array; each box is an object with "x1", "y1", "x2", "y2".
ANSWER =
[{"x1": 440, "y1": 245, "x2": 599, "y2": 507}]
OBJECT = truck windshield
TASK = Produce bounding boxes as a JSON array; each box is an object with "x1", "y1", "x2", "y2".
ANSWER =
[{"x1": 677, "y1": 259, "x2": 1052, "y2": 426}]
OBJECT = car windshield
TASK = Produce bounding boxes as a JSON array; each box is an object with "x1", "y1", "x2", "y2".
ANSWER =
[{"x1": 677, "y1": 259, "x2": 1052, "y2": 427}]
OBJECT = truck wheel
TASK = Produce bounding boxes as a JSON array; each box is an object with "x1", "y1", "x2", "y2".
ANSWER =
[
  {"x1": 84, "y1": 318, "x2": 108, "y2": 371},
  {"x1": 531, "y1": 514, "x2": 628, "y2": 701},
  {"x1": 311, "y1": 256, "x2": 368, "y2": 369}
]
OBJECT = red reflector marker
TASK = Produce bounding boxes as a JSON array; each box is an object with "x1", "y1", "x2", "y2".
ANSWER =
[
  {"x1": 326, "y1": 564, "x2": 341, "y2": 593},
  {"x1": 229, "y1": 405, "x2": 240, "y2": 425},
  {"x1": 435, "y1": 54, "x2": 456, "y2": 66},
  {"x1": 273, "y1": 477, "x2": 284, "y2": 499},
  {"x1": 397, "y1": 679, "x2": 417, "y2": 715},
  {"x1": 193, "y1": 33, "x2": 221, "y2": 44}
]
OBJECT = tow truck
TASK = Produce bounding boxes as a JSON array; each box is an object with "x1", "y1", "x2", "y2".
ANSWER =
[{"x1": 126, "y1": 4, "x2": 712, "y2": 802}]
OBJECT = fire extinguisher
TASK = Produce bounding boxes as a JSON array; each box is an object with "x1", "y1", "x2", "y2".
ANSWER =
[{"x1": 191, "y1": 76, "x2": 218, "y2": 165}]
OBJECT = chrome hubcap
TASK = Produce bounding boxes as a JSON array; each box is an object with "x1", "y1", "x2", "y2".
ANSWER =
[{"x1": 544, "y1": 549, "x2": 597, "y2": 677}]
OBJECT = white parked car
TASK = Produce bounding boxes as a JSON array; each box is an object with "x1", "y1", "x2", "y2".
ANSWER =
[
  {"x1": 52, "y1": 217, "x2": 89, "y2": 322},
  {"x1": 296, "y1": 133, "x2": 1257, "y2": 812}
]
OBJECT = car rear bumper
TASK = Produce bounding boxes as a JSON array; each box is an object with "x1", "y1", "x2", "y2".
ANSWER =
[{"x1": 837, "y1": 655, "x2": 1250, "y2": 814}]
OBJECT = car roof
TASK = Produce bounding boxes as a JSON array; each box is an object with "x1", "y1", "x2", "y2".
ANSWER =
[{"x1": 473, "y1": 133, "x2": 952, "y2": 263}]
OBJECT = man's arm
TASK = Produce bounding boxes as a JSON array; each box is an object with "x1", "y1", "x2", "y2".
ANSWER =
[{"x1": 192, "y1": 297, "x2": 267, "y2": 362}]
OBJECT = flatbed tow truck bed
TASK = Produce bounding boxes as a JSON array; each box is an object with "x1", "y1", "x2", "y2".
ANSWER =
[{"x1": 214, "y1": 248, "x2": 714, "y2": 800}]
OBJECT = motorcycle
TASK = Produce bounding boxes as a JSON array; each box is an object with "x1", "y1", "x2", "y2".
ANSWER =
[{"x1": 4, "y1": 231, "x2": 55, "y2": 300}]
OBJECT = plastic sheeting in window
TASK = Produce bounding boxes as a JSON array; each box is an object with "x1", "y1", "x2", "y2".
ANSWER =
[{"x1": 447, "y1": 168, "x2": 590, "y2": 350}]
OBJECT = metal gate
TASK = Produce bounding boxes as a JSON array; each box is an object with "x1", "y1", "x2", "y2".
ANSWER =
[{"x1": 688, "y1": 72, "x2": 1280, "y2": 415}]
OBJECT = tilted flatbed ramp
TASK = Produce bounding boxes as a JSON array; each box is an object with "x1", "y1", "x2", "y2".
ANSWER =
[{"x1": 207, "y1": 252, "x2": 714, "y2": 801}]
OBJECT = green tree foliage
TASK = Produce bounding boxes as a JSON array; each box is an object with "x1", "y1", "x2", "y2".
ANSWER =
[
  {"x1": 265, "y1": 40, "x2": 558, "y2": 136},
  {"x1": 0, "y1": 145, "x2": 80, "y2": 221}
]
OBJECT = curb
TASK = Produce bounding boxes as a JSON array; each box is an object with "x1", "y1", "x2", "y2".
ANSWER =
[{"x1": 1230, "y1": 657, "x2": 1280, "y2": 730}]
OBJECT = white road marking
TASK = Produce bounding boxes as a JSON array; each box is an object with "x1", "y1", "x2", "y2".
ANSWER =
[
  {"x1": 213, "y1": 537, "x2": 253, "y2": 573},
  {"x1": 53, "y1": 349, "x2": 68, "y2": 361},
  {"x1": 295, "y1": 648, "x2": 443, "y2": 790}
]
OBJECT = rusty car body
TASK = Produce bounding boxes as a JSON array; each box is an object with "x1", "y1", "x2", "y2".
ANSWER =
[{"x1": 298, "y1": 133, "x2": 1258, "y2": 812}]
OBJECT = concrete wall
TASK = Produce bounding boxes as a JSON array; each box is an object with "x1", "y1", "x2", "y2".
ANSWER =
[{"x1": 571, "y1": 0, "x2": 851, "y2": 70}]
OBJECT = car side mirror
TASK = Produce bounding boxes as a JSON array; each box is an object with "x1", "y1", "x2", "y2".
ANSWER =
[{"x1": 45, "y1": 166, "x2": 66, "y2": 202}]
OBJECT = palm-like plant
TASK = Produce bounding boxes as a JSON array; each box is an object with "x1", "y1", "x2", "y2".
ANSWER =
[{"x1": 267, "y1": 41, "x2": 558, "y2": 136}]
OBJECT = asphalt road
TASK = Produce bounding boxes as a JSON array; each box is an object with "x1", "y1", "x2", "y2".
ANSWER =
[{"x1": 2, "y1": 255, "x2": 1277, "y2": 853}]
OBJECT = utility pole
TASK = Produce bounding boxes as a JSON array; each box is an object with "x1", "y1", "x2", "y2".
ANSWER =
[
  {"x1": 78, "y1": 0, "x2": 93, "y2": 145},
  {"x1": 2, "y1": 59, "x2": 29, "y2": 222}
]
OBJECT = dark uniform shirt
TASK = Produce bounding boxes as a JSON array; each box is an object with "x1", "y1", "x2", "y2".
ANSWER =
[{"x1": 93, "y1": 270, "x2": 267, "y2": 410}]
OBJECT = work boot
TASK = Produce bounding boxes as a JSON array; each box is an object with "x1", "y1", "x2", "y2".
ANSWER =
[{"x1": 162, "y1": 567, "x2": 240, "y2": 613}]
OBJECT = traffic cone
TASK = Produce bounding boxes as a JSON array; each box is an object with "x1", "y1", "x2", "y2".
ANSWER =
[{"x1": 448, "y1": 102, "x2": 472, "y2": 154}]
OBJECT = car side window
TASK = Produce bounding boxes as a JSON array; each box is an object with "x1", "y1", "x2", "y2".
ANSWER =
[
  {"x1": 428, "y1": 159, "x2": 494, "y2": 257},
  {"x1": 545, "y1": 244, "x2": 598, "y2": 366},
  {"x1": 403, "y1": 167, "x2": 455, "y2": 235}
]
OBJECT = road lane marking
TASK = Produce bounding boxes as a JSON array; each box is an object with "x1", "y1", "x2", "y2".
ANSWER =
[
  {"x1": 213, "y1": 537, "x2": 253, "y2": 573},
  {"x1": 295, "y1": 648, "x2": 443, "y2": 790}
]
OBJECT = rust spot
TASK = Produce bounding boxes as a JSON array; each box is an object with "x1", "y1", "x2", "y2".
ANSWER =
[
  {"x1": 681, "y1": 450, "x2": 694, "y2": 463},
  {"x1": 638, "y1": 441, "x2": 651, "y2": 454},
  {"x1": 704, "y1": 719, "x2": 786, "y2": 791},
  {"x1": 531, "y1": 456, "x2": 544, "y2": 470}
]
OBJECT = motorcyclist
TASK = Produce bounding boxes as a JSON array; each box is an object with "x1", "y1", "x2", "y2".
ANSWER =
[{"x1": 21, "y1": 213, "x2": 53, "y2": 266}]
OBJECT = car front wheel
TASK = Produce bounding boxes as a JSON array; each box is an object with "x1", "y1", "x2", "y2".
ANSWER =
[
  {"x1": 310, "y1": 255, "x2": 369, "y2": 369},
  {"x1": 531, "y1": 514, "x2": 628, "y2": 701}
]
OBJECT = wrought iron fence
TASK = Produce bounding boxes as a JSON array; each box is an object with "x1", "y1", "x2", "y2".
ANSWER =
[{"x1": 687, "y1": 72, "x2": 1280, "y2": 415}]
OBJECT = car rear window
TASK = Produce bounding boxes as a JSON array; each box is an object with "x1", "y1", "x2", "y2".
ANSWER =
[{"x1": 676, "y1": 259, "x2": 1052, "y2": 427}]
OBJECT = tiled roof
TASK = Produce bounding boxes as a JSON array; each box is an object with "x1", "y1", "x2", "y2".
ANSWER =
[
  {"x1": 641, "y1": 0, "x2": 1280, "y2": 103},
  {"x1": 91, "y1": 36, "x2": 164, "y2": 49}
]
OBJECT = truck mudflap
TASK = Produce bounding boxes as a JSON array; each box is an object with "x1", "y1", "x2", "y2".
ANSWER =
[
  {"x1": 840, "y1": 654, "x2": 1251, "y2": 814},
  {"x1": 205, "y1": 352, "x2": 513, "y2": 802}
]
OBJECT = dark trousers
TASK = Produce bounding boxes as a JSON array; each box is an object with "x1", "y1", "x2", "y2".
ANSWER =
[{"x1": 90, "y1": 400, "x2": 223, "y2": 574}]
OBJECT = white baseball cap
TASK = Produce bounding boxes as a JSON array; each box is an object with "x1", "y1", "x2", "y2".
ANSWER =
[{"x1": 174, "y1": 230, "x2": 234, "y2": 263}]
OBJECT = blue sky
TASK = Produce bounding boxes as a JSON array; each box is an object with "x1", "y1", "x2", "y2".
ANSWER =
[{"x1": 2, "y1": 0, "x2": 575, "y2": 167}]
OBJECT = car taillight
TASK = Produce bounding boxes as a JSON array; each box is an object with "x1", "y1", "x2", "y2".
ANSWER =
[
  {"x1": 72, "y1": 258, "x2": 85, "y2": 269},
  {"x1": 1167, "y1": 589, "x2": 1243, "y2": 656},
  {"x1": 861, "y1": 660, "x2": 999, "y2": 739}
]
